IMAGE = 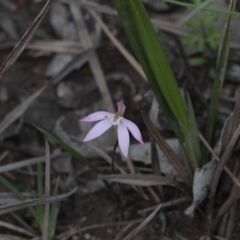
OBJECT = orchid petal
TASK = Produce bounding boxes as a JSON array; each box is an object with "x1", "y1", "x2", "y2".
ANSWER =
[
  {"x1": 118, "y1": 100, "x2": 126, "y2": 115},
  {"x1": 80, "y1": 111, "x2": 112, "y2": 122},
  {"x1": 122, "y1": 118, "x2": 144, "y2": 144},
  {"x1": 118, "y1": 123, "x2": 130, "y2": 158},
  {"x1": 83, "y1": 119, "x2": 112, "y2": 141}
]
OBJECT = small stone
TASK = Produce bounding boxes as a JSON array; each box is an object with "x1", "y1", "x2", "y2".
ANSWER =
[
  {"x1": 84, "y1": 233, "x2": 91, "y2": 240},
  {"x1": 106, "y1": 228, "x2": 113, "y2": 234}
]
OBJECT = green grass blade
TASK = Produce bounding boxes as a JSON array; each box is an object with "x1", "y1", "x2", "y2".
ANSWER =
[
  {"x1": 34, "y1": 125, "x2": 118, "y2": 199},
  {"x1": 128, "y1": 0, "x2": 189, "y2": 131},
  {"x1": 186, "y1": 94, "x2": 201, "y2": 167},
  {"x1": 0, "y1": 175, "x2": 39, "y2": 228},
  {"x1": 112, "y1": 0, "x2": 181, "y2": 134},
  {"x1": 164, "y1": 0, "x2": 240, "y2": 17},
  {"x1": 48, "y1": 176, "x2": 60, "y2": 240},
  {"x1": 0, "y1": 176, "x2": 25, "y2": 200},
  {"x1": 32, "y1": 190, "x2": 44, "y2": 231},
  {"x1": 204, "y1": 0, "x2": 236, "y2": 153},
  {"x1": 34, "y1": 125, "x2": 99, "y2": 173}
]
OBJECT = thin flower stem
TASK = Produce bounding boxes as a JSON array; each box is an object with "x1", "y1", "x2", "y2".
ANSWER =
[{"x1": 112, "y1": 140, "x2": 118, "y2": 173}]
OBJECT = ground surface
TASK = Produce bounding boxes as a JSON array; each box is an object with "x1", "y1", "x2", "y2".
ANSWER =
[{"x1": 0, "y1": 0, "x2": 240, "y2": 239}]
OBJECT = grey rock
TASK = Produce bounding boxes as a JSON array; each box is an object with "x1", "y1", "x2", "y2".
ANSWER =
[
  {"x1": 45, "y1": 54, "x2": 73, "y2": 78},
  {"x1": 50, "y1": 2, "x2": 73, "y2": 40},
  {"x1": 115, "y1": 139, "x2": 181, "y2": 180},
  {"x1": 226, "y1": 63, "x2": 240, "y2": 83}
]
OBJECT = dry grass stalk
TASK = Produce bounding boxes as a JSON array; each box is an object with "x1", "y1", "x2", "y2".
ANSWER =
[
  {"x1": 70, "y1": 3, "x2": 115, "y2": 113},
  {"x1": 141, "y1": 106, "x2": 192, "y2": 186},
  {"x1": 0, "y1": 0, "x2": 53, "y2": 79},
  {"x1": 198, "y1": 133, "x2": 240, "y2": 187},
  {"x1": 0, "y1": 220, "x2": 35, "y2": 237},
  {"x1": 88, "y1": 9, "x2": 146, "y2": 80}
]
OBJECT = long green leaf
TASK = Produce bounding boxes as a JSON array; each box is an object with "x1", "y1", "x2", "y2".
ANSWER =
[
  {"x1": 128, "y1": 0, "x2": 189, "y2": 131},
  {"x1": 34, "y1": 125, "x2": 99, "y2": 173},
  {"x1": 187, "y1": 94, "x2": 201, "y2": 163},
  {"x1": 204, "y1": 0, "x2": 236, "y2": 156},
  {"x1": 34, "y1": 125, "x2": 118, "y2": 199},
  {"x1": 112, "y1": 0, "x2": 181, "y2": 135},
  {"x1": 0, "y1": 175, "x2": 39, "y2": 226},
  {"x1": 48, "y1": 176, "x2": 60, "y2": 240}
]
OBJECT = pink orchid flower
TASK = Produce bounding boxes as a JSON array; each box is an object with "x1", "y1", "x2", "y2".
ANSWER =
[{"x1": 80, "y1": 100, "x2": 144, "y2": 157}]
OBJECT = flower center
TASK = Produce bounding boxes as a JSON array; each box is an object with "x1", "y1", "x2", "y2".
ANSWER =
[{"x1": 111, "y1": 112, "x2": 123, "y2": 125}]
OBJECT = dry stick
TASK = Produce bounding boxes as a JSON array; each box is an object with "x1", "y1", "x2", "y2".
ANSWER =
[
  {"x1": 0, "y1": 220, "x2": 35, "y2": 237},
  {"x1": 213, "y1": 164, "x2": 240, "y2": 232},
  {"x1": 0, "y1": 0, "x2": 53, "y2": 79},
  {"x1": 198, "y1": 133, "x2": 240, "y2": 187},
  {"x1": 88, "y1": 9, "x2": 146, "y2": 80},
  {"x1": 138, "y1": 196, "x2": 190, "y2": 214},
  {"x1": 0, "y1": 40, "x2": 84, "y2": 54},
  {"x1": 210, "y1": 122, "x2": 240, "y2": 198},
  {"x1": 42, "y1": 139, "x2": 51, "y2": 240},
  {"x1": 56, "y1": 220, "x2": 143, "y2": 240},
  {"x1": 123, "y1": 204, "x2": 162, "y2": 240},
  {"x1": 226, "y1": 88, "x2": 240, "y2": 146},
  {"x1": 0, "y1": 187, "x2": 77, "y2": 215},
  {"x1": 140, "y1": 106, "x2": 192, "y2": 187},
  {"x1": 10, "y1": 212, "x2": 38, "y2": 236},
  {"x1": 0, "y1": 153, "x2": 68, "y2": 174},
  {"x1": 70, "y1": 4, "x2": 115, "y2": 113}
]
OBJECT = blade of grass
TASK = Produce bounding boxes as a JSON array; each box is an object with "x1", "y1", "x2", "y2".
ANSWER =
[
  {"x1": 88, "y1": 9, "x2": 146, "y2": 80},
  {"x1": 0, "y1": 220, "x2": 35, "y2": 237},
  {"x1": 70, "y1": 3, "x2": 115, "y2": 113},
  {"x1": 184, "y1": 94, "x2": 201, "y2": 170},
  {"x1": 0, "y1": 186, "x2": 77, "y2": 215},
  {"x1": 112, "y1": 0, "x2": 181, "y2": 135},
  {"x1": 48, "y1": 176, "x2": 60, "y2": 240},
  {"x1": 123, "y1": 204, "x2": 162, "y2": 240},
  {"x1": 140, "y1": 105, "x2": 192, "y2": 186},
  {"x1": 34, "y1": 125, "x2": 118, "y2": 199},
  {"x1": 0, "y1": 0, "x2": 52, "y2": 79},
  {"x1": 35, "y1": 125, "x2": 99, "y2": 173},
  {"x1": 32, "y1": 190, "x2": 43, "y2": 231},
  {"x1": 204, "y1": 0, "x2": 236, "y2": 153},
  {"x1": 164, "y1": 0, "x2": 240, "y2": 17},
  {"x1": 210, "y1": 121, "x2": 240, "y2": 199},
  {"x1": 0, "y1": 175, "x2": 39, "y2": 222},
  {"x1": 128, "y1": 0, "x2": 189, "y2": 131},
  {"x1": 43, "y1": 139, "x2": 51, "y2": 240}
]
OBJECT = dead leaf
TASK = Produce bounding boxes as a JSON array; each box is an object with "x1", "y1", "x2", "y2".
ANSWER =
[
  {"x1": 99, "y1": 174, "x2": 184, "y2": 190},
  {"x1": 185, "y1": 160, "x2": 217, "y2": 217},
  {"x1": 123, "y1": 204, "x2": 162, "y2": 240},
  {"x1": 0, "y1": 187, "x2": 77, "y2": 215}
]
